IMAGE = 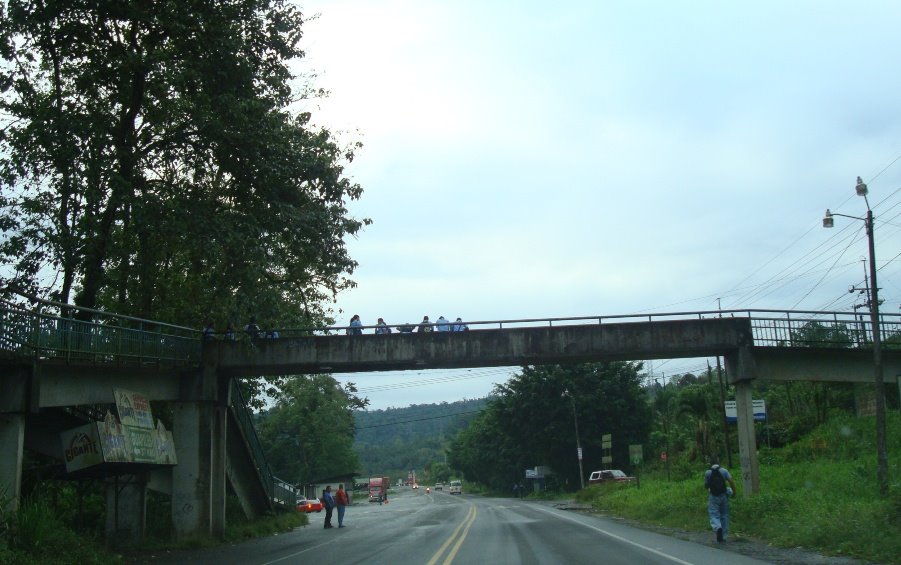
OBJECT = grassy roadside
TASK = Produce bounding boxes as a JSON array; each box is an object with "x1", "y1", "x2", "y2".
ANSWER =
[
  {"x1": 574, "y1": 413, "x2": 901, "y2": 564},
  {"x1": 1, "y1": 497, "x2": 309, "y2": 564}
]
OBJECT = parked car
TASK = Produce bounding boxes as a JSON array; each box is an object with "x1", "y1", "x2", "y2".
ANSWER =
[
  {"x1": 297, "y1": 497, "x2": 324, "y2": 513},
  {"x1": 434, "y1": 483, "x2": 443, "y2": 491},
  {"x1": 587, "y1": 469, "x2": 634, "y2": 485}
]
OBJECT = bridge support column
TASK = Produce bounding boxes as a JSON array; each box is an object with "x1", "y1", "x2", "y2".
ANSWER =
[
  {"x1": 105, "y1": 474, "x2": 147, "y2": 545},
  {"x1": 726, "y1": 347, "x2": 760, "y2": 496},
  {"x1": 171, "y1": 369, "x2": 227, "y2": 540},
  {"x1": 0, "y1": 414, "x2": 25, "y2": 515}
]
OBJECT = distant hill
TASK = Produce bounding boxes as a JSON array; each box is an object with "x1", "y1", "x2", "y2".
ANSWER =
[{"x1": 353, "y1": 398, "x2": 489, "y2": 478}]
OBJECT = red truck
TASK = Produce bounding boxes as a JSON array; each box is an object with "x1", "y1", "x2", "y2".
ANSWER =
[{"x1": 368, "y1": 476, "x2": 390, "y2": 503}]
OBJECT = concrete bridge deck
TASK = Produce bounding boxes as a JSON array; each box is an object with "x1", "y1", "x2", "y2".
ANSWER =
[{"x1": 3, "y1": 300, "x2": 901, "y2": 542}]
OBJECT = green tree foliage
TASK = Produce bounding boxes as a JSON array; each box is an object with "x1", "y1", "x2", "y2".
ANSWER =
[
  {"x1": 258, "y1": 375, "x2": 367, "y2": 484},
  {"x1": 448, "y1": 363, "x2": 652, "y2": 491},
  {"x1": 0, "y1": 0, "x2": 368, "y2": 329},
  {"x1": 353, "y1": 399, "x2": 486, "y2": 479}
]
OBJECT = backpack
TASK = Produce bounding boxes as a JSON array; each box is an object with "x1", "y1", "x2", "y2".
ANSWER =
[{"x1": 707, "y1": 466, "x2": 727, "y2": 495}]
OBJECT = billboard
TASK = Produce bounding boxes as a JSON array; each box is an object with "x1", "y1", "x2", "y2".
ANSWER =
[{"x1": 59, "y1": 389, "x2": 177, "y2": 473}]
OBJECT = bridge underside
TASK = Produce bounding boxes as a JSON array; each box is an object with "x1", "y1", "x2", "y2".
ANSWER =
[{"x1": 212, "y1": 318, "x2": 754, "y2": 377}]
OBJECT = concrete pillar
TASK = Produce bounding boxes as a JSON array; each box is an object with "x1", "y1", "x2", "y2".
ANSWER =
[
  {"x1": 105, "y1": 474, "x2": 147, "y2": 545},
  {"x1": 725, "y1": 346, "x2": 760, "y2": 496},
  {"x1": 734, "y1": 381, "x2": 760, "y2": 495},
  {"x1": 210, "y1": 384, "x2": 229, "y2": 537},
  {"x1": 0, "y1": 414, "x2": 25, "y2": 514},
  {"x1": 171, "y1": 367, "x2": 227, "y2": 539},
  {"x1": 172, "y1": 400, "x2": 212, "y2": 537}
]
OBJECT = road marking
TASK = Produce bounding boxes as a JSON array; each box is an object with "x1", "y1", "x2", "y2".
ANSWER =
[
  {"x1": 425, "y1": 504, "x2": 477, "y2": 565},
  {"x1": 260, "y1": 540, "x2": 334, "y2": 564},
  {"x1": 530, "y1": 504, "x2": 696, "y2": 565}
]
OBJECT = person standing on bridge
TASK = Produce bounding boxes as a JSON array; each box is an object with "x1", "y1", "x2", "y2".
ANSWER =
[
  {"x1": 347, "y1": 314, "x2": 363, "y2": 335},
  {"x1": 452, "y1": 317, "x2": 469, "y2": 332},
  {"x1": 436, "y1": 316, "x2": 450, "y2": 332},
  {"x1": 322, "y1": 485, "x2": 336, "y2": 528},
  {"x1": 244, "y1": 317, "x2": 261, "y2": 340},
  {"x1": 336, "y1": 483, "x2": 349, "y2": 527},
  {"x1": 376, "y1": 318, "x2": 392, "y2": 334},
  {"x1": 704, "y1": 456, "x2": 737, "y2": 542},
  {"x1": 417, "y1": 315, "x2": 433, "y2": 333}
]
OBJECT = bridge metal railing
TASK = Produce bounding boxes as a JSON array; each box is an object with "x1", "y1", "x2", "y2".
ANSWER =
[
  {"x1": 265, "y1": 309, "x2": 901, "y2": 350},
  {"x1": 0, "y1": 295, "x2": 200, "y2": 365},
  {"x1": 229, "y1": 379, "x2": 298, "y2": 508}
]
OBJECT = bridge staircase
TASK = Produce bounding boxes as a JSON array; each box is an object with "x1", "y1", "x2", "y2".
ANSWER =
[{"x1": 0, "y1": 295, "x2": 296, "y2": 517}]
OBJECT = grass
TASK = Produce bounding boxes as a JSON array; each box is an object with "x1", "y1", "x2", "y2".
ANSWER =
[
  {"x1": 573, "y1": 412, "x2": 901, "y2": 564},
  {"x1": 1, "y1": 496, "x2": 120, "y2": 565}
]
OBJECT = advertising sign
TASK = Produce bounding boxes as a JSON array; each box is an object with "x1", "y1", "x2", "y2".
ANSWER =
[
  {"x1": 61, "y1": 424, "x2": 104, "y2": 473},
  {"x1": 114, "y1": 388, "x2": 154, "y2": 429},
  {"x1": 59, "y1": 389, "x2": 176, "y2": 474}
]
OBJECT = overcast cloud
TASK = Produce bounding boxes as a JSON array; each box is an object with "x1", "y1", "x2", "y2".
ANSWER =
[{"x1": 293, "y1": 1, "x2": 901, "y2": 409}]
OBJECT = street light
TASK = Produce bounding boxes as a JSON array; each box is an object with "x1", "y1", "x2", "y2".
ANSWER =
[
  {"x1": 562, "y1": 388, "x2": 585, "y2": 489},
  {"x1": 823, "y1": 176, "x2": 889, "y2": 496}
]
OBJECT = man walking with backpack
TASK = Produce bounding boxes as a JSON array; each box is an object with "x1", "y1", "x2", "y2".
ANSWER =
[{"x1": 704, "y1": 456, "x2": 737, "y2": 543}]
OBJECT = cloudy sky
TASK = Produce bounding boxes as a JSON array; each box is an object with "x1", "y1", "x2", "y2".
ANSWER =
[{"x1": 293, "y1": 0, "x2": 901, "y2": 409}]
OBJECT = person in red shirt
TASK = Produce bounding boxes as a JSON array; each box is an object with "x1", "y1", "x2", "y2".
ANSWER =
[{"x1": 335, "y1": 483, "x2": 350, "y2": 528}]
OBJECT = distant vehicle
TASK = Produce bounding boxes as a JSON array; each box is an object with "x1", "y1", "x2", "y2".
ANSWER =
[
  {"x1": 369, "y1": 476, "x2": 390, "y2": 502},
  {"x1": 587, "y1": 469, "x2": 635, "y2": 485},
  {"x1": 449, "y1": 480, "x2": 462, "y2": 495},
  {"x1": 434, "y1": 483, "x2": 443, "y2": 491},
  {"x1": 297, "y1": 498, "x2": 323, "y2": 513},
  {"x1": 412, "y1": 483, "x2": 419, "y2": 489}
]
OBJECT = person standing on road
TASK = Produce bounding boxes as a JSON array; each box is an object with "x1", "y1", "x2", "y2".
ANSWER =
[
  {"x1": 704, "y1": 456, "x2": 737, "y2": 542},
  {"x1": 322, "y1": 485, "x2": 336, "y2": 529},
  {"x1": 335, "y1": 484, "x2": 349, "y2": 528}
]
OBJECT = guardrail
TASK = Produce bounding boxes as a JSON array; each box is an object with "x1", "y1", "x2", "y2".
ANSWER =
[
  {"x1": 230, "y1": 379, "x2": 298, "y2": 508},
  {"x1": 0, "y1": 296, "x2": 199, "y2": 365},
  {"x1": 241, "y1": 309, "x2": 901, "y2": 349}
]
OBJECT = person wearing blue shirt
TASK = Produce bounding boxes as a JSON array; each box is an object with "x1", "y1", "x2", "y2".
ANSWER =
[
  {"x1": 452, "y1": 317, "x2": 469, "y2": 332},
  {"x1": 322, "y1": 485, "x2": 337, "y2": 528},
  {"x1": 347, "y1": 315, "x2": 363, "y2": 335},
  {"x1": 704, "y1": 457, "x2": 737, "y2": 542},
  {"x1": 436, "y1": 316, "x2": 450, "y2": 331}
]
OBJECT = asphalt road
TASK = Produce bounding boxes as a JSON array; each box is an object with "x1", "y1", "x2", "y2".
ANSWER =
[{"x1": 134, "y1": 488, "x2": 773, "y2": 565}]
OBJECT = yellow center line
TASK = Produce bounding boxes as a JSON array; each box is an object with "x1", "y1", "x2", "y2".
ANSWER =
[
  {"x1": 425, "y1": 504, "x2": 476, "y2": 565},
  {"x1": 441, "y1": 505, "x2": 477, "y2": 565}
]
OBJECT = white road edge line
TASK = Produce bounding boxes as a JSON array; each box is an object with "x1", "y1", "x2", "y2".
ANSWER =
[{"x1": 530, "y1": 504, "x2": 697, "y2": 565}]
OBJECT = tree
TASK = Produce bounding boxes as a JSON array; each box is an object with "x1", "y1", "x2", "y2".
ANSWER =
[
  {"x1": 0, "y1": 1, "x2": 368, "y2": 330},
  {"x1": 258, "y1": 375, "x2": 367, "y2": 484},
  {"x1": 448, "y1": 362, "x2": 652, "y2": 491}
]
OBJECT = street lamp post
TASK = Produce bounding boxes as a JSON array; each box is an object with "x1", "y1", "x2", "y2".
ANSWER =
[
  {"x1": 562, "y1": 389, "x2": 585, "y2": 489},
  {"x1": 823, "y1": 176, "x2": 889, "y2": 496}
]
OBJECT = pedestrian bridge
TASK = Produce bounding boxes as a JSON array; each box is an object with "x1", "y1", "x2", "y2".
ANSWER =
[{"x1": 2, "y1": 296, "x2": 900, "y2": 541}]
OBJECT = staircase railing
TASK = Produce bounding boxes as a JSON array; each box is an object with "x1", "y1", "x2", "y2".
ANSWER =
[{"x1": 229, "y1": 379, "x2": 298, "y2": 508}]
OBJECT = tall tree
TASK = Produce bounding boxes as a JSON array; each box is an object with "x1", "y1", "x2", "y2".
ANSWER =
[
  {"x1": 0, "y1": 0, "x2": 368, "y2": 328},
  {"x1": 258, "y1": 375, "x2": 367, "y2": 484},
  {"x1": 449, "y1": 362, "x2": 652, "y2": 491}
]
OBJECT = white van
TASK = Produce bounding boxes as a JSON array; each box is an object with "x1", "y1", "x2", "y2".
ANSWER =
[{"x1": 449, "y1": 480, "x2": 462, "y2": 495}]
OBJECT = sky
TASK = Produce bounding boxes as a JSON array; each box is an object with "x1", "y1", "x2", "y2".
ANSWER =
[{"x1": 291, "y1": 0, "x2": 901, "y2": 410}]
